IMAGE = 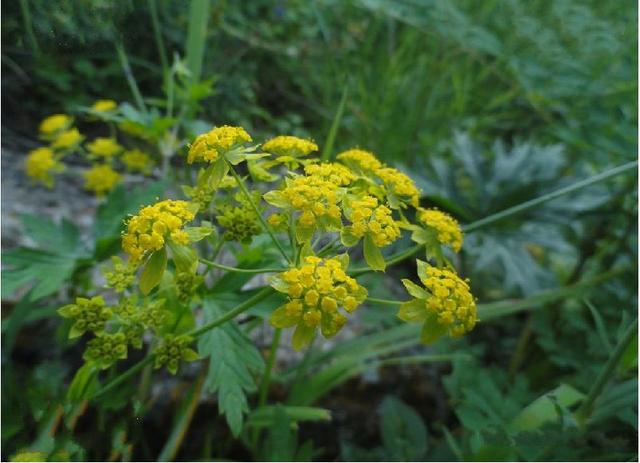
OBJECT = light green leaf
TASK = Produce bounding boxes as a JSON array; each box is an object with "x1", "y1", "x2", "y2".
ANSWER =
[
  {"x1": 292, "y1": 323, "x2": 316, "y2": 351},
  {"x1": 363, "y1": 234, "x2": 386, "y2": 271},
  {"x1": 397, "y1": 299, "x2": 427, "y2": 323},
  {"x1": 271, "y1": 305, "x2": 299, "y2": 328},
  {"x1": 184, "y1": 226, "x2": 213, "y2": 242},
  {"x1": 416, "y1": 259, "x2": 429, "y2": 281},
  {"x1": 168, "y1": 242, "x2": 197, "y2": 273},
  {"x1": 509, "y1": 384, "x2": 585, "y2": 433},
  {"x1": 67, "y1": 363, "x2": 99, "y2": 403},
  {"x1": 139, "y1": 248, "x2": 167, "y2": 295},
  {"x1": 340, "y1": 228, "x2": 361, "y2": 247},
  {"x1": 401, "y1": 279, "x2": 428, "y2": 299},
  {"x1": 263, "y1": 190, "x2": 289, "y2": 208},
  {"x1": 201, "y1": 157, "x2": 228, "y2": 189},
  {"x1": 420, "y1": 314, "x2": 447, "y2": 344}
]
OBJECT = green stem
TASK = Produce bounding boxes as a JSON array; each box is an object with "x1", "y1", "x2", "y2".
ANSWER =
[
  {"x1": 257, "y1": 328, "x2": 282, "y2": 407},
  {"x1": 115, "y1": 41, "x2": 147, "y2": 113},
  {"x1": 366, "y1": 297, "x2": 404, "y2": 306},
  {"x1": 199, "y1": 258, "x2": 284, "y2": 274},
  {"x1": 94, "y1": 355, "x2": 154, "y2": 399},
  {"x1": 575, "y1": 316, "x2": 637, "y2": 425},
  {"x1": 148, "y1": 0, "x2": 169, "y2": 76},
  {"x1": 188, "y1": 287, "x2": 274, "y2": 338},
  {"x1": 462, "y1": 161, "x2": 638, "y2": 233},
  {"x1": 225, "y1": 160, "x2": 292, "y2": 264},
  {"x1": 19, "y1": 0, "x2": 39, "y2": 56}
]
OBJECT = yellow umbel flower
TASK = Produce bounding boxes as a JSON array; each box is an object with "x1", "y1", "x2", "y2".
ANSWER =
[
  {"x1": 216, "y1": 195, "x2": 262, "y2": 244},
  {"x1": 103, "y1": 256, "x2": 136, "y2": 292},
  {"x1": 266, "y1": 174, "x2": 344, "y2": 242},
  {"x1": 51, "y1": 128, "x2": 84, "y2": 150},
  {"x1": 25, "y1": 147, "x2": 63, "y2": 188},
  {"x1": 187, "y1": 125, "x2": 252, "y2": 164},
  {"x1": 270, "y1": 255, "x2": 368, "y2": 349},
  {"x1": 87, "y1": 137, "x2": 123, "y2": 159},
  {"x1": 304, "y1": 162, "x2": 356, "y2": 186},
  {"x1": 416, "y1": 208, "x2": 463, "y2": 252},
  {"x1": 343, "y1": 195, "x2": 400, "y2": 247},
  {"x1": 122, "y1": 199, "x2": 196, "y2": 264},
  {"x1": 91, "y1": 99, "x2": 118, "y2": 113},
  {"x1": 374, "y1": 166, "x2": 420, "y2": 208},
  {"x1": 337, "y1": 148, "x2": 383, "y2": 173},
  {"x1": 122, "y1": 149, "x2": 153, "y2": 174},
  {"x1": 83, "y1": 164, "x2": 121, "y2": 196},
  {"x1": 262, "y1": 135, "x2": 318, "y2": 158},
  {"x1": 39, "y1": 113, "x2": 72, "y2": 136},
  {"x1": 399, "y1": 260, "x2": 477, "y2": 343}
]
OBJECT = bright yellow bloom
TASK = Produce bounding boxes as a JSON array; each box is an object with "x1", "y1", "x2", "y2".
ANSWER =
[
  {"x1": 270, "y1": 255, "x2": 368, "y2": 349},
  {"x1": 91, "y1": 99, "x2": 118, "y2": 113},
  {"x1": 398, "y1": 261, "x2": 477, "y2": 341},
  {"x1": 39, "y1": 114, "x2": 72, "y2": 136},
  {"x1": 262, "y1": 135, "x2": 318, "y2": 158},
  {"x1": 83, "y1": 164, "x2": 121, "y2": 196},
  {"x1": 25, "y1": 147, "x2": 63, "y2": 188},
  {"x1": 86, "y1": 137, "x2": 123, "y2": 159},
  {"x1": 337, "y1": 148, "x2": 382, "y2": 173},
  {"x1": 304, "y1": 162, "x2": 356, "y2": 186},
  {"x1": 416, "y1": 208, "x2": 463, "y2": 252},
  {"x1": 344, "y1": 195, "x2": 400, "y2": 247},
  {"x1": 374, "y1": 166, "x2": 420, "y2": 208},
  {"x1": 121, "y1": 149, "x2": 153, "y2": 174},
  {"x1": 122, "y1": 199, "x2": 196, "y2": 264},
  {"x1": 187, "y1": 125, "x2": 252, "y2": 164},
  {"x1": 51, "y1": 128, "x2": 84, "y2": 150}
]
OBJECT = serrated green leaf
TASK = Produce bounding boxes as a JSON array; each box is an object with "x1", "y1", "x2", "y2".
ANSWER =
[
  {"x1": 379, "y1": 395, "x2": 428, "y2": 461},
  {"x1": 197, "y1": 297, "x2": 265, "y2": 436},
  {"x1": 363, "y1": 234, "x2": 386, "y2": 271},
  {"x1": 139, "y1": 248, "x2": 167, "y2": 295}
]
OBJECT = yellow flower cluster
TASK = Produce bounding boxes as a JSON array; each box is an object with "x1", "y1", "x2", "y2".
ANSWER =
[
  {"x1": 336, "y1": 149, "x2": 382, "y2": 173},
  {"x1": 187, "y1": 125, "x2": 252, "y2": 164},
  {"x1": 279, "y1": 175, "x2": 343, "y2": 234},
  {"x1": 304, "y1": 162, "x2": 356, "y2": 186},
  {"x1": 25, "y1": 147, "x2": 63, "y2": 188},
  {"x1": 122, "y1": 200, "x2": 196, "y2": 263},
  {"x1": 375, "y1": 167, "x2": 420, "y2": 207},
  {"x1": 262, "y1": 135, "x2": 318, "y2": 158},
  {"x1": 87, "y1": 137, "x2": 123, "y2": 159},
  {"x1": 399, "y1": 261, "x2": 477, "y2": 341},
  {"x1": 83, "y1": 164, "x2": 121, "y2": 196},
  {"x1": 91, "y1": 99, "x2": 118, "y2": 113},
  {"x1": 344, "y1": 195, "x2": 400, "y2": 247},
  {"x1": 271, "y1": 255, "x2": 368, "y2": 348},
  {"x1": 51, "y1": 128, "x2": 84, "y2": 150},
  {"x1": 39, "y1": 114, "x2": 72, "y2": 136},
  {"x1": 57, "y1": 296, "x2": 113, "y2": 338},
  {"x1": 122, "y1": 149, "x2": 153, "y2": 174},
  {"x1": 416, "y1": 208, "x2": 463, "y2": 252},
  {"x1": 337, "y1": 149, "x2": 420, "y2": 208}
]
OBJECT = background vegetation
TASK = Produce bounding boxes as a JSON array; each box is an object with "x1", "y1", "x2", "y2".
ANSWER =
[{"x1": 2, "y1": 0, "x2": 637, "y2": 461}]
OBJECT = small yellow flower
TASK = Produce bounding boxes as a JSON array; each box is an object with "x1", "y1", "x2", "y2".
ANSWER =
[
  {"x1": 83, "y1": 164, "x2": 121, "y2": 196},
  {"x1": 337, "y1": 148, "x2": 382, "y2": 173},
  {"x1": 51, "y1": 128, "x2": 84, "y2": 150},
  {"x1": 39, "y1": 114, "x2": 72, "y2": 136},
  {"x1": 304, "y1": 162, "x2": 356, "y2": 186},
  {"x1": 121, "y1": 149, "x2": 153, "y2": 174},
  {"x1": 343, "y1": 195, "x2": 400, "y2": 247},
  {"x1": 262, "y1": 135, "x2": 318, "y2": 158},
  {"x1": 187, "y1": 125, "x2": 252, "y2": 164},
  {"x1": 416, "y1": 208, "x2": 463, "y2": 252},
  {"x1": 270, "y1": 255, "x2": 367, "y2": 349},
  {"x1": 398, "y1": 260, "x2": 477, "y2": 342},
  {"x1": 25, "y1": 147, "x2": 64, "y2": 188},
  {"x1": 86, "y1": 137, "x2": 123, "y2": 159},
  {"x1": 91, "y1": 99, "x2": 118, "y2": 113},
  {"x1": 375, "y1": 166, "x2": 420, "y2": 208},
  {"x1": 122, "y1": 199, "x2": 196, "y2": 264}
]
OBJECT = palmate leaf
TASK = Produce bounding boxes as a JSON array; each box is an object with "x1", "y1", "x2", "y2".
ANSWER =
[{"x1": 197, "y1": 296, "x2": 265, "y2": 436}]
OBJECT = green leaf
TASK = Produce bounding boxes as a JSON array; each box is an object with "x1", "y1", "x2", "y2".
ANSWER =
[
  {"x1": 509, "y1": 384, "x2": 585, "y2": 433},
  {"x1": 139, "y1": 248, "x2": 167, "y2": 295},
  {"x1": 20, "y1": 214, "x2": 81, "y2": 255},
  {"x1": 67, "y1": 363, "x2": 100, "y2": 403},
  {"x1": 292, "y1": 323, "x2": 316, "y2": 351},
  {"x1": 183, "y1": 226, "x2": 213, "y2": 242},
  {"x1": 340, "y1": 228, "x2": 361, "y2": 247},
  {"x1": 363, "y1": 234, "x2": 386, "y2": 271},
  {"x1": 197, "y1": 297, "x2": 265, "y2": 436},
  {"x1": 263, "y1": 190, "x2": 289, "y2": 208},
  {"x1": 247, "y1": 405, "x2": 331, "y2": 428},
  {"x1": 200, "y1": 158, "x2": 229, "y2": 190},
  {"x1": 167, "y1": 242, "x2": 197, "y2": 273},
  {"x1": 420, "y1": 314, "x2": 447, "y2": 344},
  {"x1": 401, "y1": 279, "x2": 428, "y2": 299},
  {"x1": 379, "y1": 395, "x2": 428, "y2": 461},
  {"x1": 397, "y1": 299, "x2": 427, "y2": 322}
]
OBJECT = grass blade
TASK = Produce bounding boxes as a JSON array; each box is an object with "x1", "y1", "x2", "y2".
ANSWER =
[
  {"x1": 185, "y1": 0, "x2": 210, "y2": 83},
  {"x1": 321, "y1": 82, "x2": 349, "y2": 162}
]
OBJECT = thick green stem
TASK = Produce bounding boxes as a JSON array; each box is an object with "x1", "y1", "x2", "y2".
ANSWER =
[
  {"x1": 575, "y1": 317, "x2": 637, "y2": 425},
  {"x1": 367, "y1": 297, "x2": 404, "y2": 306},
  {"x1": 94, "y1": 355, "x2": 154, "y2": 399},
  {"x1": 225, "y1": 161, "x2": 292, "y2": 264},
  {"x1": 199, "y1": 258, "x2": 284, "y2": 274},
  {"x1": 257, "y1": 328, "x2": 282, "y2": 407},
  {"x1": 188, "y1": 287, "x2": 274, "y2": 338}
]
